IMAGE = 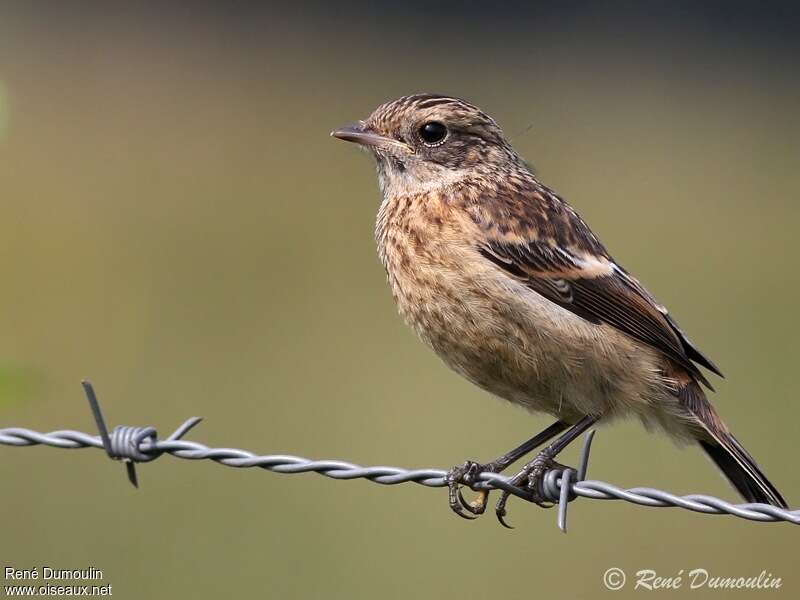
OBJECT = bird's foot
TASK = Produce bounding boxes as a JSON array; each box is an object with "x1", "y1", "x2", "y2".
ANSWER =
[
  {"x1": 494, "y1": 453, "x2": 570, "y2": 528},
  {"x1": 445, "y1": 460, "x2": 496, "y2": 520}
]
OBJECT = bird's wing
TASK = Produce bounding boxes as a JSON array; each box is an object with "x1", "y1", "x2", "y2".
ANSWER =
[{"x1": 475, "y1": 189, "x2": 721, "y2": 388}]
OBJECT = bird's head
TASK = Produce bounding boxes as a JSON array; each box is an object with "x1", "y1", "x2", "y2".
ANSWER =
[{"x1": 332, "y1": 94, "x2": 520, "y2": 197}]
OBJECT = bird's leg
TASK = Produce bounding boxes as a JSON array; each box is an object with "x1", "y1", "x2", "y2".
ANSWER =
[
  {"x1": 495, "y1": 415, "x2": 598, "y2": 527},
  {"x1": 446, "y1": 420, "x2": 568, "y2": 520}
]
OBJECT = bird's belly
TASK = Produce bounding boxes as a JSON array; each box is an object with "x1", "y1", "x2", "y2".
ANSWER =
[{"x1": 391, "y1": 262, "x2": 671, "y2": 423}]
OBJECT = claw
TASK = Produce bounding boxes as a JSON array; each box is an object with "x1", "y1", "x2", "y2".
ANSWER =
[
  {"x1": 456, "y1": 487, "x2": 475, "y2": 511},
  {"x1": 489, "y1": 452, "x2": 572, "y2": 526},
  {"x1": 453, "y1": 504, "x2": 479, "y2": 520},
  {"x1": 446, "y1": 460, "x2": 494, "y2": 520},
  {"x1": 458, "y1": 488, "x2": 489, "y2": 515},
  {"x1": 447, "y1": 464, "x2": 479, "y2": 520},
  {"x1": 498, "y1": 514, "x2": 514, "y2": 529},
  {"x1": 495, "y1": 492, "x2": 515, "y2": 529},
  {"x1": 448, "y1": 482, "x2": 478, "y2": 520},
  {"x1": 446, "y1": 455, "x2": 564, "y2": 524}
]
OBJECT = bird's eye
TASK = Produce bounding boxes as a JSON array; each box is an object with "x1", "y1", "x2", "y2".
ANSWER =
[{"x1": 418, "y1": 121, "x2": 448, "y2": 145}]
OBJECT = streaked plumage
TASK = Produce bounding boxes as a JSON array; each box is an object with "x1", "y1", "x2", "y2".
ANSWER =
[{"x1": 333, "y1": 93, "x2": 787, "y2": 515}]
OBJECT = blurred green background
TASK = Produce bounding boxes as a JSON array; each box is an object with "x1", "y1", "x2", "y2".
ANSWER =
[{"x1": 1, "y1": 2, "x2": 798, "y2": 598}]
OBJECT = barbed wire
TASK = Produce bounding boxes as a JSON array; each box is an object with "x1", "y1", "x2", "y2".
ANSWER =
[{"x1": 1, "y1": 381, "x2": 798, "y2": 532}]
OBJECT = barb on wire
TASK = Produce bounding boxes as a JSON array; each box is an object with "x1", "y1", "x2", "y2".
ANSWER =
[
  {"x1": 1, "y1": 381, "x2": 798, "y2": 532},
  {"x1": 80, "y1": 380, "x2": 202, "y2": 487}
]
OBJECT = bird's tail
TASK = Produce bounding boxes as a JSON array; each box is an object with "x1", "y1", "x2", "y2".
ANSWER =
[
  {"x1": 698, "y1": 434, "x2": 787, "y2": 508},
  {"x1": 678, "y1": 378, "x2": 788, "y2": 508}
]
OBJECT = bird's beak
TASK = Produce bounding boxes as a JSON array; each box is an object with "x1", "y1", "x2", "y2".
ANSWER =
[{"x1": 331, "y1": 123, "x2": 412, "y2": 153}]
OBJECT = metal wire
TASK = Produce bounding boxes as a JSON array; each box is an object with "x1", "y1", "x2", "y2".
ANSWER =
[{"x1": 1, "y1": 381, "x2": 798, "y2": 532}]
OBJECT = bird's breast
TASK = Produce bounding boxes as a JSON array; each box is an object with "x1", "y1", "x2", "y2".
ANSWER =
[{"x1": 374, "y1": 192, "x2": 671, "y2": 423}]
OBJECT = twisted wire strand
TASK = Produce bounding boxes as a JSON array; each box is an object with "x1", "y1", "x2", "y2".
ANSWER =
[{"x1": 2, "y1": 425, "x2": 799, "y2": 526}]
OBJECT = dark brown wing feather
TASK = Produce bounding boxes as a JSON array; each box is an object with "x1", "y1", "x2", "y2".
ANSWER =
[
  {"x1": 480, "y1": 238, "x2": 721, "y2": 389},
  {"x1": 481, "y1": 242, "x2": 708, "y2": 385},
  {"x1": 608, "y1": 260, "x2": 722, "y2": 376},
  {"x1": 662, "y1": 311, "x2": 722, "y2": 377}
]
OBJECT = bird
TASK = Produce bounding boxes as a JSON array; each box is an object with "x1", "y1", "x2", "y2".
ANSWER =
[{"x1": 331, "y1": 93, "x2": 788, "y2": 526}]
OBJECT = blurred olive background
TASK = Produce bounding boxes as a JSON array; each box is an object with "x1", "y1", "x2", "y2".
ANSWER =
[{"x1": 1, "y1": 2, "x2": 799, "y2": 598}]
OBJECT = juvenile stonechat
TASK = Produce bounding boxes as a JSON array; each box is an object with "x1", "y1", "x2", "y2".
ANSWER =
[{"x1": 332, "y1": 94, "x2": 787, "y2": 525}]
